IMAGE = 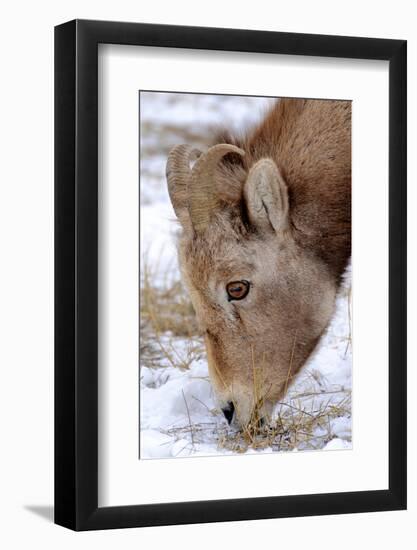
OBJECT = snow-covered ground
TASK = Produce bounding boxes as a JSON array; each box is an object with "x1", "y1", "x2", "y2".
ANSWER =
[{"x1": 139, "y1": 92, "x2": 352, "y2": 459}]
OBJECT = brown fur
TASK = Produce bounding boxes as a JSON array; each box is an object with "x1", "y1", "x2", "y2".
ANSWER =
[
  {"x1": 168, "y1": 98, "x2": 351, "y2": 427},
  {"x1": 215, "y1": 99, "x2": 351, "y2": 282}
]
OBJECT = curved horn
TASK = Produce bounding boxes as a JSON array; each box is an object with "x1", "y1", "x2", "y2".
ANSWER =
[
  {"x1": 189, "y1": 144, "x2": 245, "y2": 233},
  {"x1": 166, "y1": 144, "x2": 201, "y2": 221}
]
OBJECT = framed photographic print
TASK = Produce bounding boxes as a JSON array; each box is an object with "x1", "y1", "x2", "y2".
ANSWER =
[{"x1": 55, "y1": 19, "x2": 407, "y2": 530}]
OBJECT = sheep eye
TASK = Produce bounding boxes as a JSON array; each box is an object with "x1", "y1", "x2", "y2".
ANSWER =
[{"x1": 226, "y1": 280, "x2": 250, "y2": 301}]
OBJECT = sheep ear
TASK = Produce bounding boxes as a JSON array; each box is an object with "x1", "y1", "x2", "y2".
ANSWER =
[{"x1": 244, "y1": 159, "x2": 289, "y2": 234}]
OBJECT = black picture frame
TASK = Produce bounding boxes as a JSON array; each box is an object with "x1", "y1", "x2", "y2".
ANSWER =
[{"x1": 55, "y1": 19, "x2": 407, "y2": 531}]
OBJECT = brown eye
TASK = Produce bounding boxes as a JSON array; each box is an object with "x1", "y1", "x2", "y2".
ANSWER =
[{"x1": 226, "y1": 280, "x2": 250, "y2": 301}]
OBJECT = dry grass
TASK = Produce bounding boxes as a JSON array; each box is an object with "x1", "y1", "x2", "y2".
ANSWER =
[
  {"x1": 159, "y1": 391, "x2": 351, "y2": 455},
  {"x1": 219, "y1": 390, "x2": 351, "y2": 454},
  {"x1": 140, "y1": 260, "x2": 204, "y2": 370},
  {"x1": 159, "y1": 370, "x2": 351, "y2": 455},
  {"x1": 141, "y1": 261, "x2": 198, "y2": 338}
]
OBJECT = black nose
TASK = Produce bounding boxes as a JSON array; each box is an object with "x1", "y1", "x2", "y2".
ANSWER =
[{"x1": 221, "y1": 402, "x2": 235, "y2": 424}]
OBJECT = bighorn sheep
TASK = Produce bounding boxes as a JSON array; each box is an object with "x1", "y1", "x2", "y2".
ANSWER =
[{"x1": 166, "y1": 98, "x2": 351, "y2": 427}]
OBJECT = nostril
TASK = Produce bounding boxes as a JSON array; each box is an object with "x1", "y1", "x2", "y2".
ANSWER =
[{"x1": 221, "y1": 402, "x2": 235, "y2": 425}]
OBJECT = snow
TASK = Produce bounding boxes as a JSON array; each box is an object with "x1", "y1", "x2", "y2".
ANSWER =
[
  {"x1": 139, "y1": 92, "x2": 352, "y2": 459},
  {"x1": 140, "y1": 202, "x2": 178, "y2": 284},
  {"x1": 323, "y1": 438, "x2": 352, "y2": 451},
  {"x1": 140, "y1": 91, "x2": 276, "y2": 133}
]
